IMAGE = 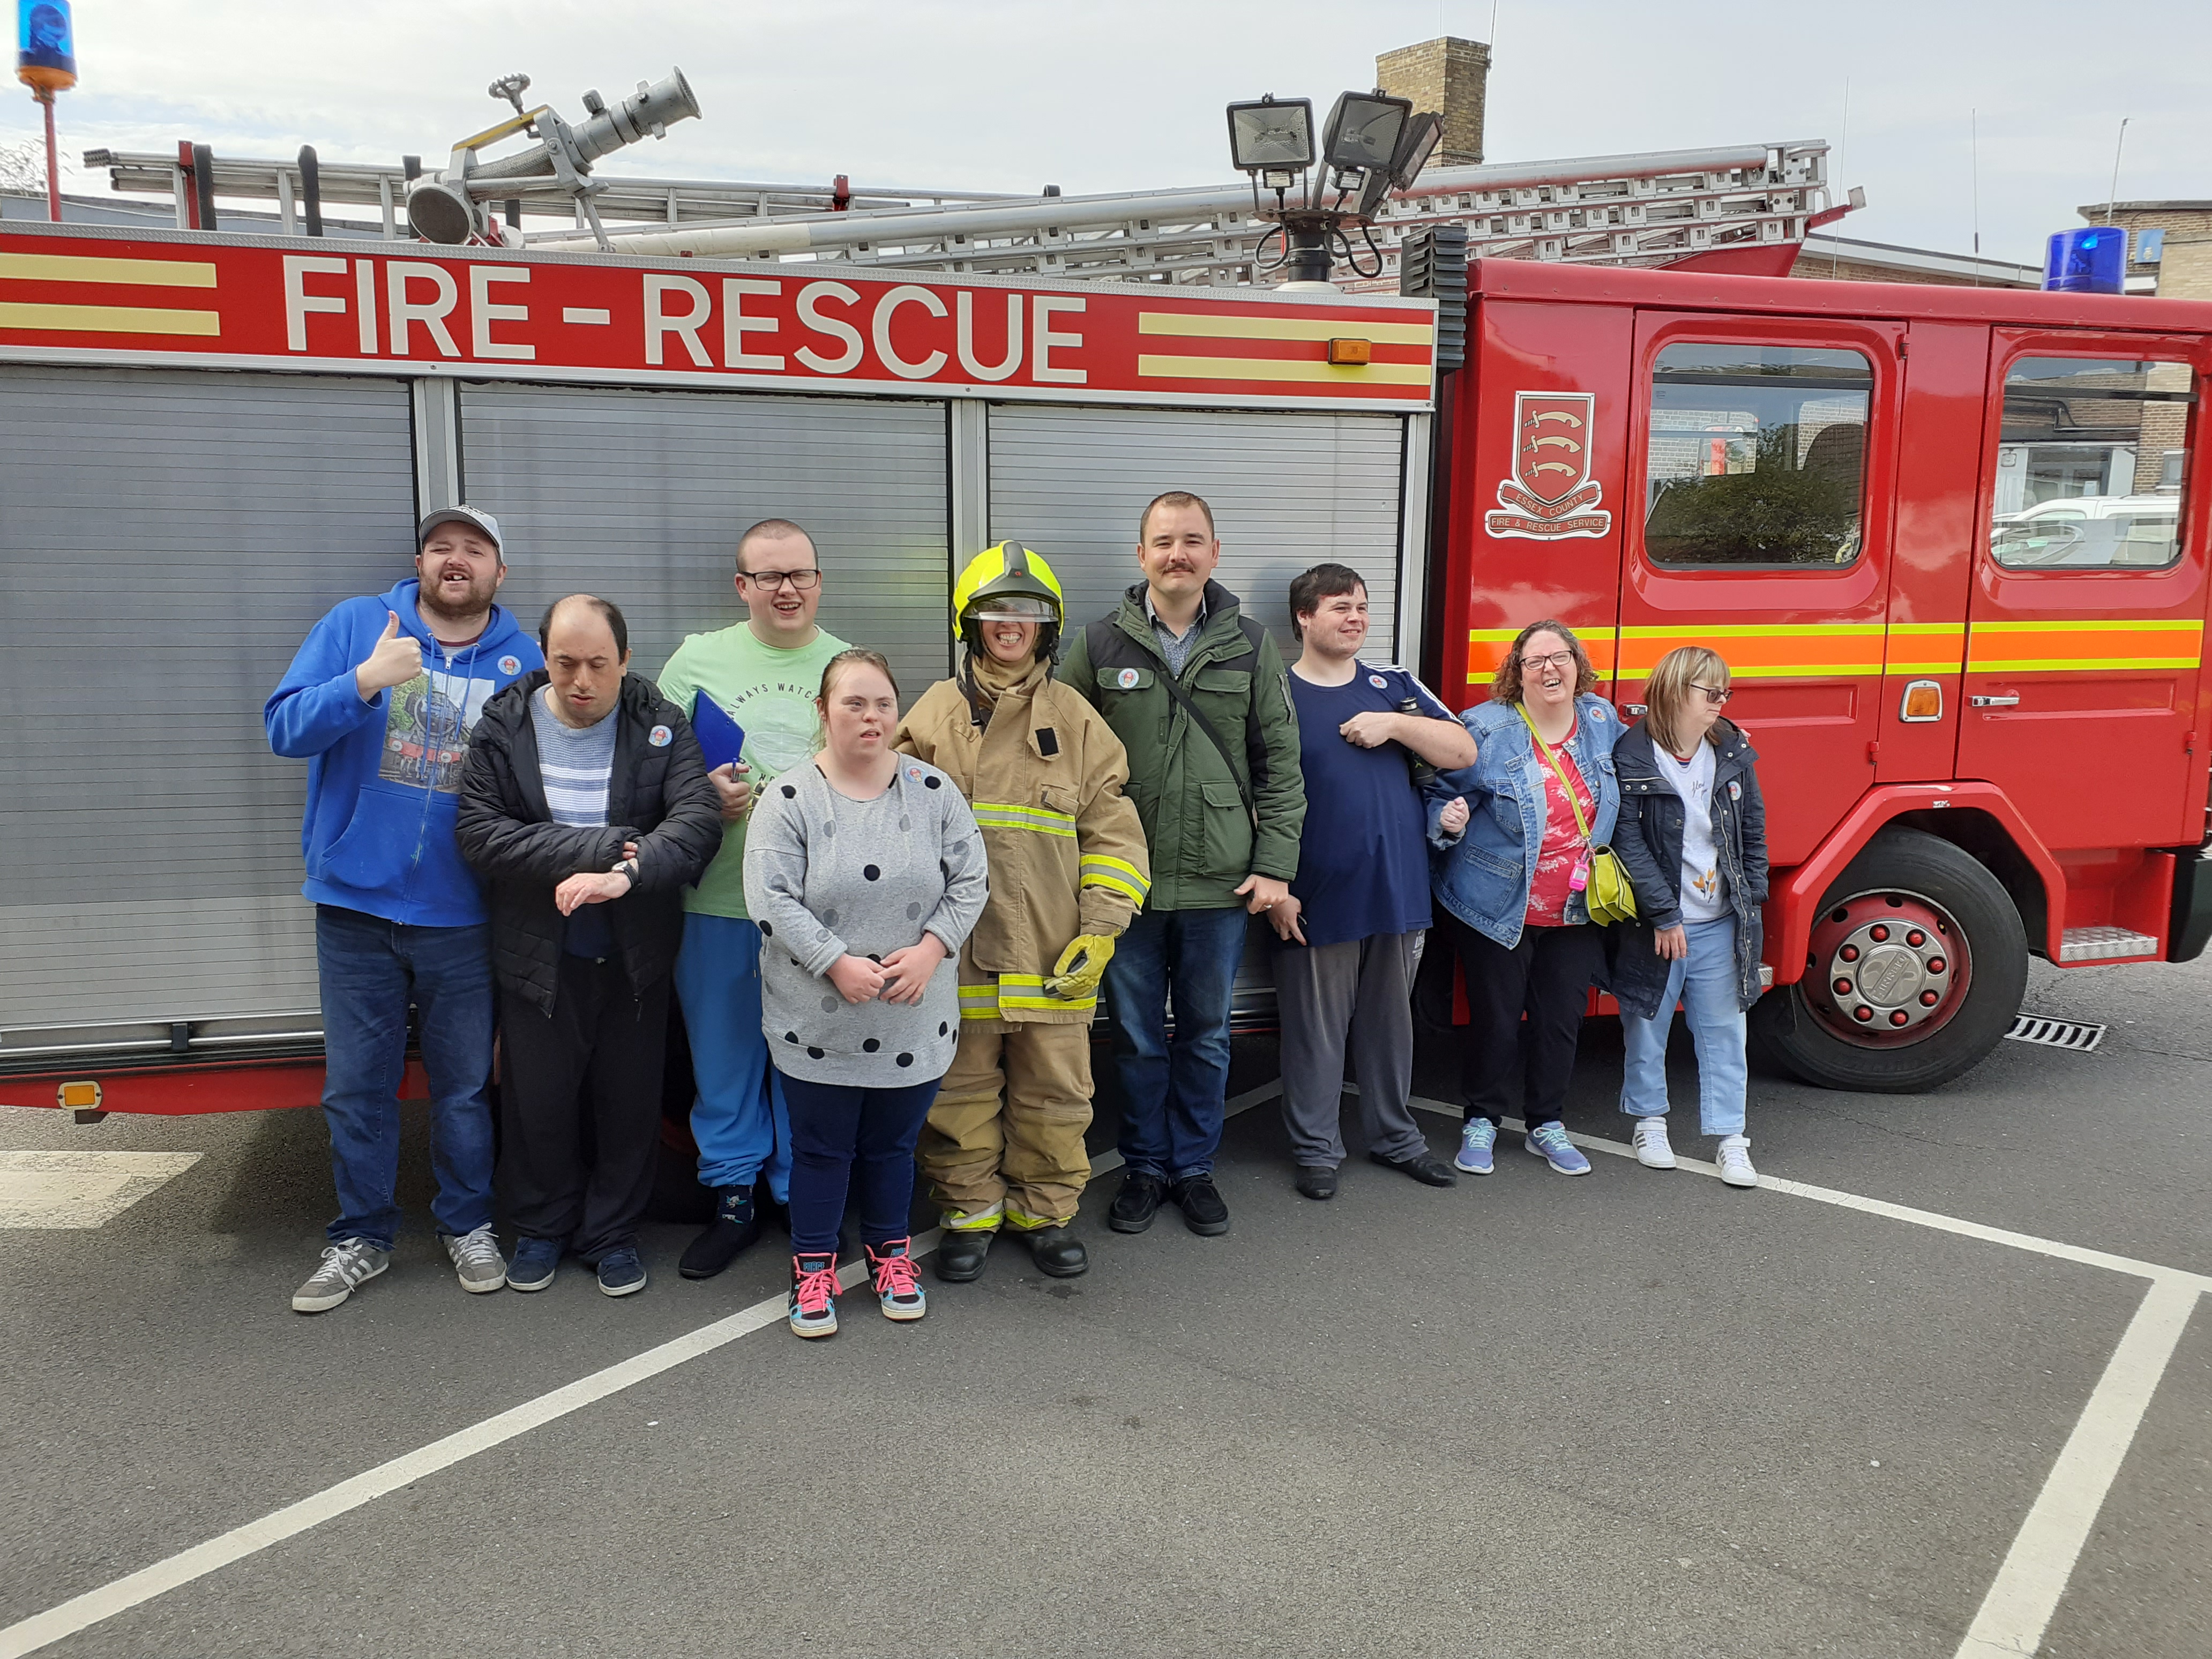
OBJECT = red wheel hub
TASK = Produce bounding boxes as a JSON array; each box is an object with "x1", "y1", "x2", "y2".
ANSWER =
[{"x1": 1804, "y1": 890, "x2": 1974, "y2": 1047}]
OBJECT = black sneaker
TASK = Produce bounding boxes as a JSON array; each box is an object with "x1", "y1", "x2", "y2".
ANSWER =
[
  {"x1": 1107, "y1": 1171, "x2": 1165, "y2": 1234},
  {"x1": 1295, "y1": 1165, "x2": 1339, "y2": 1201},
  {"x1": 935, "y1": 1227, "x2": 994, "y2": 1283},
  {"x1": 1370, "y1": 1150, "x2": 1460, "y2": 1188},
  {"x1": 1017, "y1": 1224, "x2": 1088, "y2": 1277},
  {"x1": 679, "y1": 1185, "x2": 764, "y2": 1280},
  {"x1": 1168, "y1": 1176, "x2": 1230, "y2": 1236}
]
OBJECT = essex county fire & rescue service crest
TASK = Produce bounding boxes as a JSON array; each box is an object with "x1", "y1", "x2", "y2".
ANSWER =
[{"x1": 1485, "y1": 391, "x2": 1613, "y2": 541}]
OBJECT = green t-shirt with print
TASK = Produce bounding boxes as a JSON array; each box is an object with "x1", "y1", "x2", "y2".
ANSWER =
[{"x1": 656, "y1": 622, "x2": 850, "y2": 919}]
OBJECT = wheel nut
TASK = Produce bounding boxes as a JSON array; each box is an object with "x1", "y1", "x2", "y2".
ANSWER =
[
  {"x1": 1926, "y1": 956, "x2": 1946, "y2": 974},
  {"x1": 1870, "y1": 924, "x2": 1890, "y2": 943},
  {"x1": 1854, "y1": 1005, "x2": 1873, "y2": 1022},
  {"x1": 1833, "y1": 978, "x2": 1854, "y2": 996},
  {"x1": 1889, "y1": 1010, "x2": 1910, "y2": 1026},
  {"x1": 1907, "y1": 930, "x2": 1926, "y2": 947},
  {"x1": 1840, "y1": 944, "x2": 1859, "y2": 961},
  {"x1": 1920, "y1": 990, "x2": 1940, "y2": 1007}
]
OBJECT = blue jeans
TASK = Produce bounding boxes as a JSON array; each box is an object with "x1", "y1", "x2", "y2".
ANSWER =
[
  {"x1": 674, "y1": 914, "x2": 792, "y2": 1203},
  {"x1": 314, "y1": 904, "x2": 496, "y2": 1251},
  {"x1": 1618, "y1": 915, "x2": 1748, "y2": 1138},
  {"x1": 1105, "y1": 906, "x2": 1249, "y2": 1182},
  {"x1": 779, "y1": 1073, "x2": 941, "y2": 1256}
]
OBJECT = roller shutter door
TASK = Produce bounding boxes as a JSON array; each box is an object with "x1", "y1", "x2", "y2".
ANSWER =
[
  {"x1": 0, "y1": 367, "x2": 419, "y2": 1046},
  {"x1": 457, "y1": 385, "x2": 951, "y2": 703},
  {"x1": 987, "y1": 405, "x2": 1407, "y2": 661}
]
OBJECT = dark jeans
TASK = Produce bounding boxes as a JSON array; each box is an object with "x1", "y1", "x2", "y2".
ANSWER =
[
  {"x1": 1104, "y1": 906, "x2": 1250, "y2": 1182},
  {"x1": 314, "y1": 903, "x2": 496, "y2": 1251},
  {"x1": 779, "y1": 1072, "x2": 942, "y2": 1257},
  {"x1": 1440, "y1": 912, "x2": 1606, "y2": 1130},
  {"x1": 497, "y1": 955, "x2": 670, "y2": 1262}
]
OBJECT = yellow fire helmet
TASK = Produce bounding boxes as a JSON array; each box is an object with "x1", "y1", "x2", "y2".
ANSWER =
[{"x1": 952, "y1": 540, "x2": 1067, "y2": 659}]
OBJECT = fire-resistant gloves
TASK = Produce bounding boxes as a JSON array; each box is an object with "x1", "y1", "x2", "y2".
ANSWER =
[{"x1": 1045, "y1": 933, "x2": 1116, "y2": 1001}]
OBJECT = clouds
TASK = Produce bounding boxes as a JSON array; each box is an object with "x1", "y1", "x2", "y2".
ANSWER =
[{"x1": 2, "y1": 0, "x2": 2202, "y2": 265}]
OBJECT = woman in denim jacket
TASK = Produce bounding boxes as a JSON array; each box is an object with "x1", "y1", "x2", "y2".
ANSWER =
[{"x1": 1426, "y1": 619, "x2": 1624, "y2": 1178}]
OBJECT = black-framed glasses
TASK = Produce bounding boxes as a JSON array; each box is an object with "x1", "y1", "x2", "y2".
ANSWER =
[
  {"x1": 1692, "y1": 683, "x2": 1734, "y2": 704},
  {"x1": 741, "y1": 568, "x2": 821, "y2": 591},
  {"x1": 1519, "y1": 650, "x2": 1575, "y2": 670}
]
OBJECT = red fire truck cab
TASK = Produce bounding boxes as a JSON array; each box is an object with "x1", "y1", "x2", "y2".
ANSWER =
[{"x1": 1430, "y1": 259, "x2": 2212, "y2": 1090}]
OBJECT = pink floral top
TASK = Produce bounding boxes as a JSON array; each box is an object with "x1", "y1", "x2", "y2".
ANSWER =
[{"x1": 1523, "y1": 723, "x2": 1594, "y2": 928}]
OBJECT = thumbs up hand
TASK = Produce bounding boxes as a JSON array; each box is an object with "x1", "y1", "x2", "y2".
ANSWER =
[{"x1": 355, "y1": 611, "x2": 423, "y2": 699}]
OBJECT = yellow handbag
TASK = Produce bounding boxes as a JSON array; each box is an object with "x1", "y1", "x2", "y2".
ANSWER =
[{"x1": 1518, "y1": 705, "x2": 1640, "y2": 926}]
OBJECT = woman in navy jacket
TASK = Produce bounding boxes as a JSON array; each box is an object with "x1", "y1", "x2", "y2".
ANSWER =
[{"x1": 1427, "y1": 619, "x2": 1625, "y2": 1179}]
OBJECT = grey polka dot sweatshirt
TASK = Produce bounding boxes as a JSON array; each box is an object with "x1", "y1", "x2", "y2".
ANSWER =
[{"x1": 743, "y1": 757, "x2": 989, "y2": 1086}]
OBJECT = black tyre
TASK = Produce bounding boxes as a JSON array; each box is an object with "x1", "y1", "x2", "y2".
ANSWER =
[{"x1": 1752, "y1": 827, "x2": 2028, "y2": 1094}]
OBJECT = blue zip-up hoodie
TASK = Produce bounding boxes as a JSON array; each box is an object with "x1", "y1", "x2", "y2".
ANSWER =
[{"x1": 265, "y1": 579, "x2": 542, "y2": 928}]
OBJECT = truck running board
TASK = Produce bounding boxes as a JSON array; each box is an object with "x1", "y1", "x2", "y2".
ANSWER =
[{"x1": 2056, "y1": 926, "x2": 2161, "y2": 964}]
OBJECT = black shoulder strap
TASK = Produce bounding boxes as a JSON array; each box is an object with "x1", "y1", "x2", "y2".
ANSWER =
[{"x1": 1087, "y1": 616, "x2": 1265, "y2": 827}]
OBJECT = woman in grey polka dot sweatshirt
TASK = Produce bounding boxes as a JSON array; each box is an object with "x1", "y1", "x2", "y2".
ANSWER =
[{"x1": 742, "y1": 650, "x2": 988, "y2": 1335}]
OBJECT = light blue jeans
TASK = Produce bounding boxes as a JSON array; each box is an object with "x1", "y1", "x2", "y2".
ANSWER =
[{"x1": 1618, "y1": 915, "x2": 1747, "y2": 1138}]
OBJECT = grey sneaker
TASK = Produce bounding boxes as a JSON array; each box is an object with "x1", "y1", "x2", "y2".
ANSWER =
[
  {"x1": 292, "y1": 1239, "x2": 389, "y2": 1313},
  {"x1": 445, "y1": 1225, "x2": 507, "y2": 1294}
]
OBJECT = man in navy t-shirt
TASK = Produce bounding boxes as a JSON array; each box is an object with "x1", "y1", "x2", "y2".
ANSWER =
[{"x1": 1267, "y1": 564, "x2": 1475, "y2": 1199}]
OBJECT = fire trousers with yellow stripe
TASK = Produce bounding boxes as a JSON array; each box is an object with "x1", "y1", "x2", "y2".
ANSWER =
[{"x1": 921, "y1": 1000, "x2": 1094, "y2": 1232}]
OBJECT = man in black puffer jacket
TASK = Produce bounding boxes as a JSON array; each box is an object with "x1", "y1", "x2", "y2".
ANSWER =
[{"x1": 457, "y1": 595, "x2": 722, "y2": 1297}]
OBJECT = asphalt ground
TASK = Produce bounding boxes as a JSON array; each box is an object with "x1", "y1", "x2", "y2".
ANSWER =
[{"x1": 2, "y1": 953, "x2": 2207, "y2": 1658}]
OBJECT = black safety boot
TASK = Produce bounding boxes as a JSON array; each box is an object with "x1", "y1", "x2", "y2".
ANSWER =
[
  {"x1": 679, "y1": 1184, "x2": 764, "y2": 1280},
  {"x1": 1018, "y1": 1224, "x2": 1088, "y2": 1277},
  {"x1": 935, "y1": 1227, "x2": 994, "y2": 1283},
  {"x1": 1295, "y1": 1165, "x2": 1339, "y2": 1200},
  {"x1": 1107, "y1": 1171, "x2": 1165, "y2": 1234},
  {"x1": 1167, "y1": 1176, "x2": 1230, "y2": 1236}
]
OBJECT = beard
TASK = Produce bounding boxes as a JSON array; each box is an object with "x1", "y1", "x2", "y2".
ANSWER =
[{"x1": 419, "y1": 569, "x2": 498, "y2": 623}]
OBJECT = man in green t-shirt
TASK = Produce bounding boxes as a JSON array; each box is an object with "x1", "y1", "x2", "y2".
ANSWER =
[{"x1": 657, "y1": 518, "x2": 849, "y2": 1279}]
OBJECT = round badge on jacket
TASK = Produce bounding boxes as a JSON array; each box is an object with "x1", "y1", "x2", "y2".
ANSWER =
[
  {"x1": 498, "y1": 655, "x2": 521, "y2": 676},
  {"x1": 1116, "y1": 667, "x2": 1141, "y2": 690},
  {"x1": 649, "y1": 724, "x2": 672, "y2": 748},
  {"x1": 1368, "y1": 672, "x2": 1388, "y2": 688}
]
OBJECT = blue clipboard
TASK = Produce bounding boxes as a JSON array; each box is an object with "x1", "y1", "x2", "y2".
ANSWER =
[{"x1": 690, "y1": 692, "x2": 746, "y2": 773}]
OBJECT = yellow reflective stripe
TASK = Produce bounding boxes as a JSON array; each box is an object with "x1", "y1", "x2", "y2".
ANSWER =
[
  {"x1": 1082, "y1": 853, "x2": 1149, "y2": 886},
  {"x1": 1970, "y1": 618, "x2": 2204, "y2": 634},
  {"x1": 1082, "y1": 872, "x2": 1148, "y2": 905},
  {"x1": 1081, "y1": 855, "x2": 1150, "y2": 904},
  {"x1": 1969, "y1": 655, "x2": 2201, "y2": 672},
  {"x1": 1615, "y1": 623, "x2": 1886, "y2": 639},
  {"x1": 973, "y1": 802, "x2": 1078, "y2": 838},
  {"x1": 943, "y1": 1204, "x2": 1004, "y2": 1231}
]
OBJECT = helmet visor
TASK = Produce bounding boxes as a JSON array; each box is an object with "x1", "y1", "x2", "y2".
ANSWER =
[{"x1": 965, "y1": 595, "x2": 1058, "y2": 623}]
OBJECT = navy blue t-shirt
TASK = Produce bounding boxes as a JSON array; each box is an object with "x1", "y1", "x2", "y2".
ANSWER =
[{"x1": 1284, "y1": 663, "x2": 1454, "y2": 948}]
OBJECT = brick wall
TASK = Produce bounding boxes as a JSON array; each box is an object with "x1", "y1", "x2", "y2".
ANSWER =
[{"x1": 1376, "y1": 36, "x2": 1489, "y2": 168}]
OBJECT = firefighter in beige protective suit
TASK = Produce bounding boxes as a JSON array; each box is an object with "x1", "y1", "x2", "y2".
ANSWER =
[{"x1": 894, "y1": 543, "x2": 1149, "y2": 1281}]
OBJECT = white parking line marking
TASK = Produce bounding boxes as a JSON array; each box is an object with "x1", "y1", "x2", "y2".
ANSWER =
[
  {"x1": 0, "y1": 1085, "x2": 1271, "y2": 1658},
  {"x1": 1955, "y1": 1276, "x2": 2200, "y2": 1658},
  {"x1": 0, "y1": 1084, "x2": 2194, "y2": 1658},
  {"x1": 0, "y1": 1152, "x2": 203, "y2": 1229}
]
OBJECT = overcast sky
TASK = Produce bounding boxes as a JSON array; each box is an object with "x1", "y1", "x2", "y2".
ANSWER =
[{"x1": 4, "y1": 0, "x2": 2204, "y2": 266}]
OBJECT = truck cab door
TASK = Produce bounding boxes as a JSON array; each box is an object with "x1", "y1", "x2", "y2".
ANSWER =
[
  {"x1": 1616, "y1": 311, "x2": 1903, "y2": 869},
  {"x1": 1956, "y1": 333, "x2": 2208, "y2": 856}
]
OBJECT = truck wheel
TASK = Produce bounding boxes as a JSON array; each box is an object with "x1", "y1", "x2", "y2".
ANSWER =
[{"x1": 1752, "y1": 827, "x2": 2027, "y2": 1094}]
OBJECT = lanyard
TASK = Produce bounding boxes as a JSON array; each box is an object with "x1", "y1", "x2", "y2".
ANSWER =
[{"x1": 1516, "y1": 705, "x2": 1592, "y2": 842}]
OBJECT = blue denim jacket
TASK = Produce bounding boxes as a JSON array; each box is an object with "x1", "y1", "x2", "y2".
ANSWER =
[{"x1": 1425, "y1": 694, "x2": 1625, "y2": 947}]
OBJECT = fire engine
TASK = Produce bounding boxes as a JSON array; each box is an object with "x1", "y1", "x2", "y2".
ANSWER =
[{"x1": 0, "y1": 205, "x2": 2203, "y2": 1117}]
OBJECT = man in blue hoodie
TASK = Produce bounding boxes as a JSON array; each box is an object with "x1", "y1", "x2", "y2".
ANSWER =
[{"x1": 265, "y1": 505, "x2": 542, "y2": 1313}]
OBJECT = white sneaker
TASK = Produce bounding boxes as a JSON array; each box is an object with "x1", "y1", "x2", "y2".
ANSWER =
[
  {"x1": 1715, "y1": 1135, "x2": 1758, "y2": 1188},
  {"x1": 292, "y1": 1239, "x2": 388, "y2": 1313},
  {"x1": 1631, "y1": 1118, "x2": 1677, "y2": 1170}
]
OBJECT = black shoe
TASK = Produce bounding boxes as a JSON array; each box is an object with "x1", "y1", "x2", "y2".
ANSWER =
[
  {"x1": 1019, "y1": 1224, "x2": 1088, "y2": 1277},
  {"x1": 1295, "y1": 1165, "x2": 1339, "y2": 1201},
  {"x1": 1167, "y1": 1176, "x2": 1231, "y2": 1236},
  {"x1": 935, "y1": 1228, "x2": 993, "y2": 1283},
  {"x1": 1370, "y1": 1150, "x2": 1460, "y2": 1188},
  {"x1": 678, "y1": 1185, "x2": 764, "y2": 1280},
  {"x1": 1108, "y1": 1172, "x2": 1165, "y2": 1234}
]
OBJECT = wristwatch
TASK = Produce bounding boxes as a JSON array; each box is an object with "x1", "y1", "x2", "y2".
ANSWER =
[{"x1": 615, "y1": 857, "x2": 640, "y2": 885}]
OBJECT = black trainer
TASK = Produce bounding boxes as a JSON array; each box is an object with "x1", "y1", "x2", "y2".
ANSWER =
[
  {"x1": 1107, "y1": 1171, "x2": 1165, "y2": 1234},
  {"x1": 678, "y1": 1185, "x2": 764, "y2": 1280},
  {"x1": 1370, "y1": 1150, "x2": 1460, "y2": 1187},
  {"x1": 1295, "y1": 1165, "x2": 1339, "y2": 1201},
  {"x1": 935, "y1": 1227, "x2": 993, "y2": 1283},
  {"x1": 1018, "y1": 1224, "x2": 1088, "y2": 1277},
  {"x1": 1168, "y1": 1175, "x2": 1230, "y2": 1236}
]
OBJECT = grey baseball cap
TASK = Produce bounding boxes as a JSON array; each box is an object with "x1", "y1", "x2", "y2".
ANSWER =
[{"x1": 417, "y1": 504, "x2": 504, "y2": 556}]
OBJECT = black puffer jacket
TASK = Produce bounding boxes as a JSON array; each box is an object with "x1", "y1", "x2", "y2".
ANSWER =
[
  {"x1": 1608, "y1": 716, "x2": 1769, "y2": 1018},
  {"x1": 457, "y1": 672, "x2": 722, "y2": 1017}
]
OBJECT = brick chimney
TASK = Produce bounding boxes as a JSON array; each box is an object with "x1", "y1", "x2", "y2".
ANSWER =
[{"x1": 1376, "y1": 36, "x2": 1490, "y2": 169}]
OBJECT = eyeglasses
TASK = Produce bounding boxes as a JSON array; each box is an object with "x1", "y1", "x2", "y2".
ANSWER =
[
  {"x1": 1519, "y1": 651, "x2": 1576, "y2": 671},
  {"x1": 741, "y1": 568, "x2": 821, "y2": 591},
  {"x1": 1692, "y1": 683, "x2": 1734, "y2": 704}
]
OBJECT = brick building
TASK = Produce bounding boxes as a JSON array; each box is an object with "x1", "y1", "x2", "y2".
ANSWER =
[{"x1": 1376, "y1": 36, "x2": 1489, "y2": 168}]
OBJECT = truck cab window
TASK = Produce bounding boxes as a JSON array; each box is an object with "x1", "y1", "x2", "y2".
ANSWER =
[
  {"x1": 1643, "y1": 343, "x2": 1872, "y2": 567},
  {"x1": 1990, "y1": 356, "x2": 2194, "y2": 571}
]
